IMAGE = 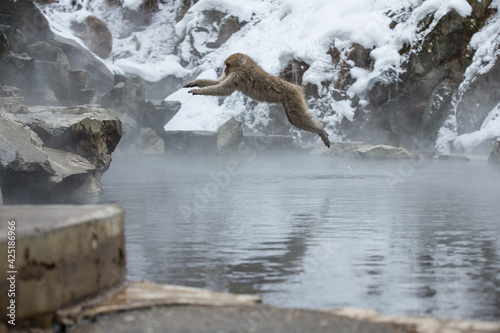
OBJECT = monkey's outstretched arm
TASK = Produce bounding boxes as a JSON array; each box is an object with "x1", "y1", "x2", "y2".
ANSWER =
[
  {"x1": 188, "y1": 84, "x2": 236, "y2": 96},
  {"x1": 187, "y1": 75, "x2": 238, "y2": 96},
  {"x1": 184, "y1": 79, "x2": 220, "y2": 88},
  {"x1": 184, "y1": 74, "x2": 227, "y2": 88}
]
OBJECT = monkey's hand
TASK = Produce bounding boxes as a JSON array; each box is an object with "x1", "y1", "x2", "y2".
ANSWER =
[
  {"x1": 188, "y1": 89, "x2": 201, "y2": 95},
  {"x1": 183, "y1": 81, "x2": 199, "y2": 88}
]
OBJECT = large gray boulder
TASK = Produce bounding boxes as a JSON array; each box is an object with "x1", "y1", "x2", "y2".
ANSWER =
[
  {"x1": 163, "y1": 130, "x2": 218, "y2": 153},
  {"x1": 116, "y1": 127, "x2": 165, "y2": 156},
  {"x1": 99, "y1": 77, "x2": 146, "y2": 120},
  {"x1": 0, "y1": 109, "x2": 98, "y2": 203},
  {"x1": 0, "y1": 105, "x2": 123, "y2": 203},
  {"x1": 99, "y1": 77, "x2": 181, "y2": 136},
  {"x1": 217, "y1": 117, "x2": 243, "y2": 153},
  {"x1": 15, "y1": 105, "x2": 123, "y2": 174},
  {"x1": 488, "y1": 140, "x2": 500, "y2": 168},
  {"x1": 141, "y1": 100, "x2": 181, "y2": 137},
  {"x1": 353, "y1": 144, "x2": 414, "y2": 159}
]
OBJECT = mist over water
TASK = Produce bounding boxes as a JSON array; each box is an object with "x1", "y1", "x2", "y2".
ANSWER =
[{"x1": 101, "y1": 153, "x2": 500, "y2": 321}]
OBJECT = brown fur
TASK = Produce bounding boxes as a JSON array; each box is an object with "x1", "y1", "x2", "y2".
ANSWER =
[
  {"x1": 184, "y1": 53, "x2": 330, "y2": 148},
  {"x1": 81, "y1": 15, "x2": 113, "y2": 59}
]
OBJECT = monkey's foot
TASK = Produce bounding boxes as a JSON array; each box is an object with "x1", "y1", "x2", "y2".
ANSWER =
[{"x1": 320, "y1": 132, "x2": 330, "y2": 148}]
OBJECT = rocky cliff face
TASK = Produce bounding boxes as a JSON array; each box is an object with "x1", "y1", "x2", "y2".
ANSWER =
[
  {"x1": 161, "y1": 0, "x2": 500, "y2": 154},
  {"x1": 0, "y1": 0, "x2": 124, "y2": 203}
]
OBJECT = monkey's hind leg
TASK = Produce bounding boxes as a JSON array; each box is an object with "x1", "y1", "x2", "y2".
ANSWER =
[{"x1": 282, "y1": 99, "x2": 331, "y2": 148}]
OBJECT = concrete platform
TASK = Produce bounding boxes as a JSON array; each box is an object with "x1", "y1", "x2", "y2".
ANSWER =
[
  {"x1": 0, "y1": 205, "x2": 125, "y2": 327},
  {"x1": 67, "y1": 304, "x2": 500, "y2": 333}
]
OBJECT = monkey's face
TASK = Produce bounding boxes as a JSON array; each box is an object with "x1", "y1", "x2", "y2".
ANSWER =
[
  {"x1": 224, "y1": 58, "x2": 238, "y2": 76},
  {"x1": 224, "y1": 53, "x2": 247, "y2": 76}
]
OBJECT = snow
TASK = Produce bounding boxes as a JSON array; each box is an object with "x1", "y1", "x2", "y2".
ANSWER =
[
  {"x1": 453, "y1": 103, "x2": 500, "y2": 154},
  {"x1": 122, "y1": 0, "x2": 142, "y2": 11},
  {"x1": 114, "y1": 56, "x2": 190, "y2": 82},
  {"x1": 164, "y1": 69, "x2": 229, "y2": 131},
  {"x1": 39, "y1": 0, "x2": 500, "y2": 151}
]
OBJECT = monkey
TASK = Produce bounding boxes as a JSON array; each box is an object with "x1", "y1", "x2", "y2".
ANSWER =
[
  {"x1": 79, "y1": 15, "x2": 113, "y2": 59},
  {"x1": 184, "y1": 53, "x2": 331, "y2": 148}
]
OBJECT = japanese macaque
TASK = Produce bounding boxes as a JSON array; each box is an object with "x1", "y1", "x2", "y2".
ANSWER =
[
  {"x1": 184, "y1": 53, "x2": 330, "y2": 148},
  {"x1": 79, "y1": 15, "x2": 113, "y2": 59}
]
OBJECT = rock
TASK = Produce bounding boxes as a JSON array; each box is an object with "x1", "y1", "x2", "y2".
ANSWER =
[
  {"x1": 0, "y1": 31, "x2": 8, "y2": 58},
  {"x1": 470, "y1": 0, "x2": 494, "y2": 20},
  {"x1": 206, "y1": 14, "x2": 246, "y2": 49},
  {"x1": 44, "y1": 147, "x2": 102, "y2": 202},
  {"x1": 10, "y1": 0, "x2": 53, "y2": 43},
  {"x1": 347, "y1": 43, "x2": 372, "y2": 68},
  {"x1": 217, "y1": 118, "x2": 243, "y2": 153},
  {"x1": 116, "y1": 127, "x2": 165, "y2": 155},
  {"x1": 0, "y1": 52, "x2": 33, "y2": 90},
  {"x1": 435, "y1": 154, "x2": 471, "y2": 162},
  {"x1": 193, "y1": 11, "x2": 246, "y2": 50},
  {"x1": 162, "y1": 130, "x2": 298, "y2": 154},
  {"x1": 353, "y1": 144, "x2": 414, "y2": 159},
  {"x1": 350, "y1": 8, "x2": 479, "y2": 151},
  {"x1": 99, "y1": 78, "x2": 146, "y2": 120},
  {"x1": 177, "y1": 9, "x2": 246, "y2": 62},
  {"x1": 0, "y1": 85, "x2": 25, "y2": 97},
  {"x1": 141, "y1": 100, "x2": 181, "y2": 137},
  {"x1": 420, "y1": 79, "x2": 457, "y2": 149},
  {"x1": 312, "y1": 141, "x2": 363, "y2": 157},
  {"x1": 243, "y1": 133, "x2": 294, "y2": 151},
  {"x1": 27, "y1": 60, "x2": 72, "y2": 105},
  {"x1": 0, "y1": 108, "x2": 115, "y2": 203},
  {"x1": 14, "y1": 105, "x2": 123, "y2": 174},
  {"x1": 488, "y1": 140, "x2": 500, "y2": 168},
  {"x1": 51, "y1": 34, "x2": 115, "y2": 96},
  {"x1": 141, "y1": 75, "x2": 185, "y2": 100},
  {"x1": 26, "y1": 41, "x2": 70, "y2": 66},
  {"x1": 456, "y1": 55, "x2": 500, "y2": 135},
  {"x1": 0, "y1": 23, "x2": 27, "y2": 54},
  {"x1": 0, "y1": 179, "x2": 2, "y2": 205},
  {"x1": 0, "y1": 85, "x2": 25, "y2": 111},
  {"x1": 163, "y1": 130, "x2": 217, "y2": 154},
  {"x1": 265, "y1": 104, "x2": 293, "y2": 136},
  {"x1": 0, "y1": 109, "x2": 52, "y2": 173}
]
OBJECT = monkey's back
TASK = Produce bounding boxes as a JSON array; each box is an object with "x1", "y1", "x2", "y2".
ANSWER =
[{"x1": 236, "y1": 66, "x2": 303, "y2": 105}]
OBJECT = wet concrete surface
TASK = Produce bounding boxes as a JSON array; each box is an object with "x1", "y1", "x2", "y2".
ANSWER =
[{"x1": 70, "y1": 305, "x2": 416, "y2": 333}]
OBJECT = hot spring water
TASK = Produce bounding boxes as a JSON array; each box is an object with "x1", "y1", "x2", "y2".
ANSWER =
[{"x1": 101, "y1": 153, "x2": 500, "y2": 321}]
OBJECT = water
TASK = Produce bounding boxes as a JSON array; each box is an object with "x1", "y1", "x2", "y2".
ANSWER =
[{"x1": 101, "y1": 152, "x2": 500, "y2": 321}]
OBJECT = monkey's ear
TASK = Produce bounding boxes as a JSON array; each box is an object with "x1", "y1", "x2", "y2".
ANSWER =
[{"x1": 238, "y1": 55, "x2": 247, "y2": 65}]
